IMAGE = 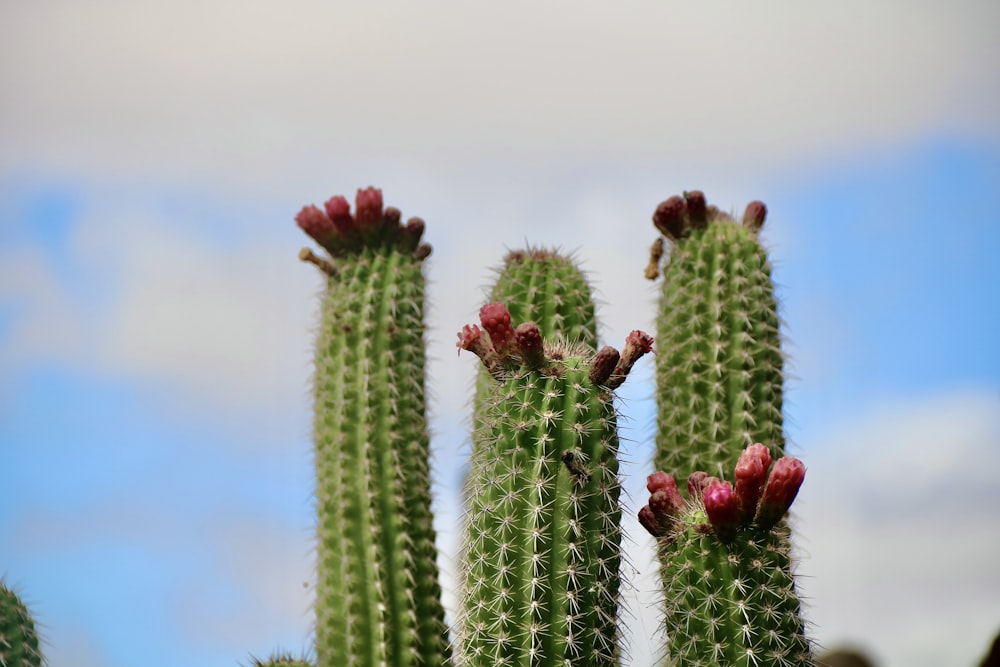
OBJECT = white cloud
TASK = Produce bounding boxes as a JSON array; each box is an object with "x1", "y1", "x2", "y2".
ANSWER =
[
  {"x1": 0, "y1": 1, "x2": 997, "y2": 183},
  {"x1": 795, "y1": 388, "x2": 1000, "y2": 666}
]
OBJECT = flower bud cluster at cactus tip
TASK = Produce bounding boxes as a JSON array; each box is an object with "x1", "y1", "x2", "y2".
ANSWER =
[
  {"x1": 295, "y1": 186, "x2": 431, "y2": 259},
  {"x1": 457, "y1": 301, "x2": 652, "y2": 386},
  {"x1": 639, "y1": 443, "x2": 805, "y2": 541},
  {"x1": 649, "y1": 189, "x2": 767, "y2": 246}
]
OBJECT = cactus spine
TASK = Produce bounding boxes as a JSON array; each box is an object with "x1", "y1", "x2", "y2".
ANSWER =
[
  {"x1": 1, "y1": 581, "x2": 43, "y2": 667},
  {"x1": 648, "y1": 191, "x2": 784, "y2": 483},
  {"x1": 296, "y1": 188, "x2": 449, "y2": 667},
  {"x1": 456, "y1": 303, "x2": 652, "y2": 667}
]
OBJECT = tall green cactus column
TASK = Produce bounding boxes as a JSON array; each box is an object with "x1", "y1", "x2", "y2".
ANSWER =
[
  {"x1": 1, "y1": 581, "x2": 44, "y2": 667},
  {"x1": 296, "y1": 187, "x2": 449, "y2": 667},
  {"x1": 646, "y1": 190, "x2": 785, "y2": 484},
  {"x1": 455, "y1": 303, "x2": 653, "y2": 667}
]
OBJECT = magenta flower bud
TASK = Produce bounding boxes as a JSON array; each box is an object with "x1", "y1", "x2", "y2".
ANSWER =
[
  {"x1": 742, "y1": 200, "x2": 767, "y2": 232},
  {"x1": 588, "y1": 346, "x2": 620, "y2": 386},
  {"x1": 514, "y1": 321, "x2": 545, "y2": 369},
  {"x1": 653, "y1": 195, "x2": 687, "y2": 240},
  {"x1": 323, "y1": 195, "x2": 355, "y2": 234},
  {"x1": 756, "y1": 456, "x2": 806, "y2": 531},
  {"x1": 607, "y1": 330, "x2": 654, "y2": 389},
  {"x1": 479, "y1": 302, "x2": 516, "y2": 357},
  {"x1": 646, "y1": 471, "x2": 673, "y2": 494},
  {"x1": 686, "y1": 471, "x2": 710, "y2": 499},
  {"x1": 649, "y1": 485, "x2": 685, "y2": 523},
  {"x1": 456, "y1": 323, "x2": 500, "y2": 373},
  {"x1": 703, "y1": 480, "x2": 740, "y2": 540},
  {"x1": 296, "y1": 205, "x2": 337, "y2": 246},
  {"x1": 734, "y1": 443, "x2": 772, "y2": 521},
  {"x1": 354, "y1": 186, "x2": 384, "y2": 226},
  {"x1": 684, "y1": 190, "x2": 708, "y2": 228},
  {"x1": 638, "y1": 504, "x2": 665, "y2": 537}
]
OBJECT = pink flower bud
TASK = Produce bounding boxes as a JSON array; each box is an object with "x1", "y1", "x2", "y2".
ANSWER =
[
  {"x1": 686, "y1": 471, "x2": 710, "y2": 499},
  {"x1": 354, "y1": 187, "x2": 384, "y2": 226},
  {"x1": 646, "y1": 471, "x2": 673, "y2": 494},
  {"x1": 638, "y1": 504, "x2": 665, "y2": 537},
  {"x1": 479, "y1": 302, "x2": 516, "y2": 357},
  {"x1": 607, "y1": 330, "x2": 654, "y2": 389},
  {"x1": 703, "y1": 479, "x2": 740, "y2": 540},
  {"x1": 323, "y1": 195, "x2": 355, "y2": 234},
  {"x1": 456, "y1": 324, "x2": 501, "y2": 373},
  {"x1": 296, "y1": 205, "x2": 338, "y2": 247},
  {"x1": 400, "y1": 216, "x2": 425, "y2": 251},
  {"x1": 588, "y1": 346, "x2": 620, "y2": 386},
  {"x1": 756, "y1": 456, "x2": 806, "y2": 530},
  {"x1": 734, "y1": 443, "x2": 772, "y2": 522},
  {"x1": 514, "y1": 321, "x2": 544, "y2": 369},
  {"x1": 649, "y1": 486, "x2": 685, "y2": 522},
  {"x1": 653, "y1": 195, "x2": 687, "y2": 240}
]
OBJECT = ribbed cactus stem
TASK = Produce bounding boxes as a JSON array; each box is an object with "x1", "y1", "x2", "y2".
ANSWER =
[
  {"x1": 639, "y1": 445, "x2": 813, "y2": 666},
  {"x1": 456, "y1": 303, "x2": 652, "y2": 667},
  {"x1": 648, "y1": 190, "x2": 785, "y2": 485},
  {"x1": 0, "y1": 581, "x2": 44, "y2": 667},
  {"x1": 297, "y1": 187, "x2": 449, "y2": 667}
]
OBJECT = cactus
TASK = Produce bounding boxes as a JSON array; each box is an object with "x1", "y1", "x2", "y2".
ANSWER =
[
  {"x1": 638, "y1": 444, "x2": 813, "y2": 666},
  {"x1": 455, "y1": 302, "x2": 652, "y2": 667},
  {"x1": 646, "y1": 191, "x2": 785, "y2": 483},
  {"x1": 296, "y1": 187, "x2": 450, "y2": 667},
  {"x1": 645, "y1": 191, "x2": 812, "y2": 665},
  {"x1": 0, "y1": 581, "x2": 44, "y2": 667}
]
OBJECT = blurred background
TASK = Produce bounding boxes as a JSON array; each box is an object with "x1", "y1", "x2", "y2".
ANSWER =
[{"x1": 2, "y1": 2, "x2": 998, "y2": 666}]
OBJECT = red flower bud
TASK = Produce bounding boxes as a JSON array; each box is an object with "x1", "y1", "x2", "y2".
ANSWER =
[
  {"x1": 735, "y1": 443, "x2": 772, "y2": 522},
  {"x1": 514, "y1": 321, "x2": 544, "y2": 369},
  {"x1": 354, "y1": 187, "x2": 384, "y2": 226},
  {"x1": 653, "y1": 195, "x2": 687, "y2": 240},
  {"x1": 588, "y1": 346, "x2": 621, "y2": 386},
  {"x1": 703, "y1": 479, "x2": 740, "y2": 540},
  {"x1": 479, "y1": 302, "x2": 516, "y2": 357},
  {"x1": 756, "y1": 456, "x2": 806, "y2": 530}
]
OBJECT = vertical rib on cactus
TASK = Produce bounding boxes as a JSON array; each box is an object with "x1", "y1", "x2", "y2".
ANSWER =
[
  {"x1": 297, "y1": 187, "x2": 449, "y2": 667},
  {"x1": 648, "y1": 191, "x2": 785, "y2": 484},
  {"x1": 456, "y1": 303, "x2": 652, "y2": 667},
  {"x1": 639, "y1": 446, "x2": 813, "y2": 666},
  {"x1": 1, "y1": 581, "x2": 44, "y2": 667}
]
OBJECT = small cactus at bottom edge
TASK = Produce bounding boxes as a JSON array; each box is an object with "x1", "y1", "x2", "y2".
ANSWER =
[
  {"x1": 639, "y1": 444, "x2": 814, "y2": 667},
  {"x1": 455, "y1": 302, "x2": 653, "y2": 667},
  {"x1": 1, "y1": 581, "x2": 44, "y2": 667}
]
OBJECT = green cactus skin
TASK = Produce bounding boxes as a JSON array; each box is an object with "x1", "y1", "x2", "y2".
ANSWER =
[
  {"x1": 639, "y1": 446, "x2": 813, "y2": 667},
  {"x1": 296, "y1": 188, "x2": 450, "y2": 667},
  {"x1": 456, "y1": 306, "x2": 653, "y2": 667},
  {"x1": 659, "y1": 521, "x2": 812, "y2": 666},
  {"x1": 649, "y1": 191, "x2": 785, "y2": 485},
  {"x1": 1, "y1": 581, "x2": 44, "y2": 667}
]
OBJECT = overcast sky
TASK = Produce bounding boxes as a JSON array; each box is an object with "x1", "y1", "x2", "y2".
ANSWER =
[{"x1": 2, "y1": 2, "x2": 999, "y2": 666}]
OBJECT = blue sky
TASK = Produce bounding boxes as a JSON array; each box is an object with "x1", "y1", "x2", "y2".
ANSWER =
[{"x1": 2, "y1": 2, "x2": 999, "y2": 666}]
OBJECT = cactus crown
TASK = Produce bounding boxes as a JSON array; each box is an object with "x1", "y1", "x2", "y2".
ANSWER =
[{"x1": 1, "y1": 581, "x2": 44, "y2": 667}]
